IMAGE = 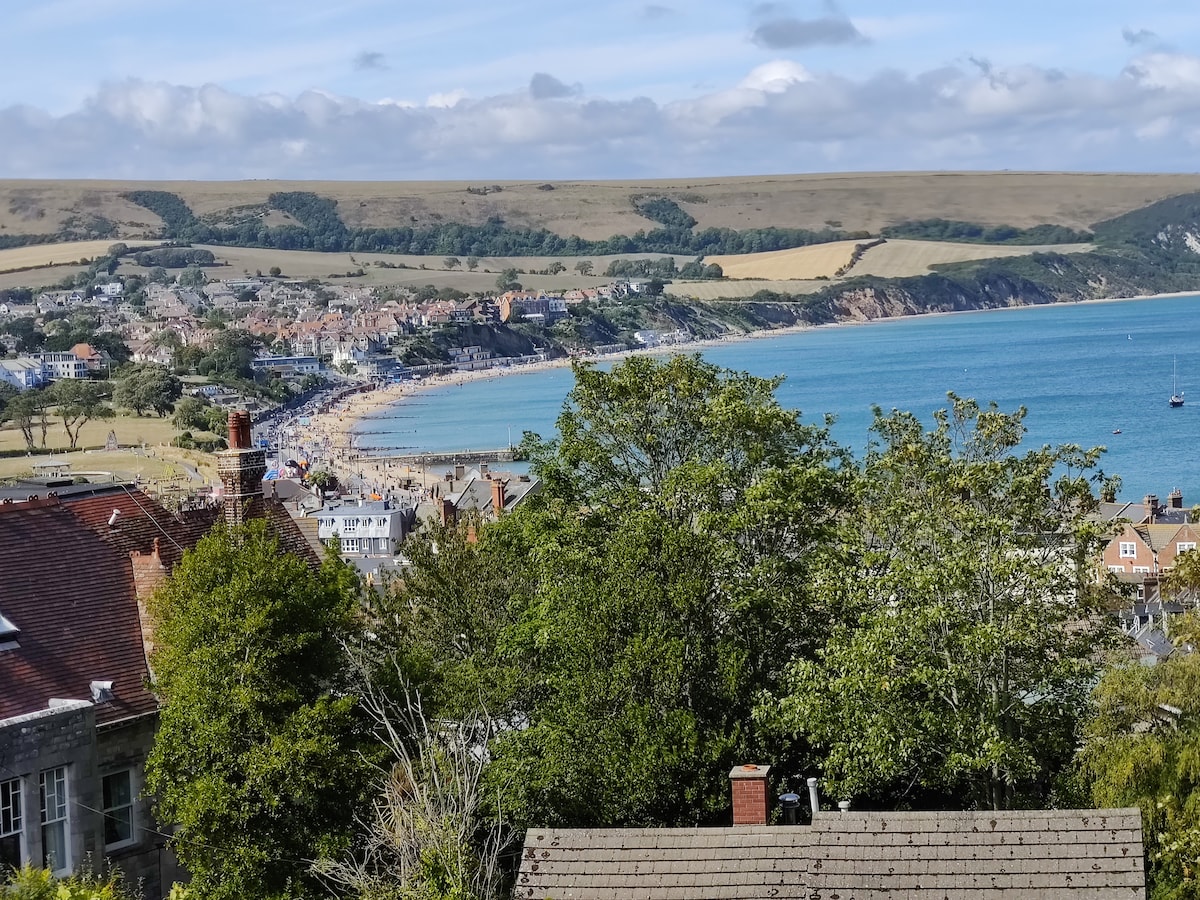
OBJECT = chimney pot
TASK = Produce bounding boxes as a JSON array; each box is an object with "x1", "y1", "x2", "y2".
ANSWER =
[
  {"x1": 729, "y1": 764, "x2": 771, "y2": 826},
  {"x1": 806, "y1": 777, "x2": 820, "y2": 817},
  {"x1": 778, "y1": 792, "x2": 802, "y2": 826},
  {"x1": 1169, "y1": 489, "x2": 1184, "y2": 509}
]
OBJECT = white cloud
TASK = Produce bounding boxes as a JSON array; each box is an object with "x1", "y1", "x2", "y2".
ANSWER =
[{"x1": 6, "y1": 51, "x2": 1200, "y2": 179}]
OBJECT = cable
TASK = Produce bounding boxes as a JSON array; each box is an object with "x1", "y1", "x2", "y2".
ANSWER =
[{"x1": 115, "y1": 483, "x2": 187, "y2": 555}]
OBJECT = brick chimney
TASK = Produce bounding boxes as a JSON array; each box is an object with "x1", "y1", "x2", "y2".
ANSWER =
[
  {"x1": 440, "y1": 497, "x2": 457, "y2": 526},
  {"x1": 491, "y1": 479, "x2": 507, "y2": 517},
  {"x1": 130, "y1": 538, "x2": 167, "y2": 666},
  {"x1": 730, "y1": 764, "x2": 771, "y2": 825},
  {"x1": 217, "y1": 410, "x2": 267, "y2": 527},
  {"x1": 1169, "y1": 489, "x2": 1184, "y2": 509},
  {"x1": 1145, "y1": 494, "x2": 1160, "y2": 524}
]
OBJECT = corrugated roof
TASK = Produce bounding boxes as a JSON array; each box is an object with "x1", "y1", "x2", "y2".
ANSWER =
[{"x1": 517, "y1": 808, "x2": 1144, "y2": 900}]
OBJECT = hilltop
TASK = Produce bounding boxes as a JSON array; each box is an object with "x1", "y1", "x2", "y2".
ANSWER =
[{"x1": 5, "y1": 172, "x2": 1200, "y2": 244}]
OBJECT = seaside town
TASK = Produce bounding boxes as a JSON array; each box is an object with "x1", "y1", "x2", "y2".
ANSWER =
[{"x1": 10, "y1": 1, "x2": 1200, "y2": 896}]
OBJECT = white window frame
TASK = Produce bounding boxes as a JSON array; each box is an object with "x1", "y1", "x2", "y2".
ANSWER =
[
  {"x1": 341, "y1": 537, "x2": 359, "y2": 553},
  {"x1": 39, "y1": 766, "x2": 70, "y2": 874},
  {"x1": 1, "y1": 776, "x2": 23, "y2": 870},
  {"x1": 1132, "y1": 566, "x2": 1151, "y2": 574},
  {"x1": 102, "y1": 770, "x2": 136, "y2": 851},
  {"x1": 1178, "y1": 542, "x2": 1197, "y2": 555},
  {"x1": 1108, "y1": 565, "x2": 1126, "y2": 573},
  {"x1": 1119, "y1": 542, "x2": 1138, "y2": 559}
]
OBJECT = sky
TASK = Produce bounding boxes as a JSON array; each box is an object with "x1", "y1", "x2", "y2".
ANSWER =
[{"x1": 2, "y1": 0, "x2": 1200, "y2": 180}]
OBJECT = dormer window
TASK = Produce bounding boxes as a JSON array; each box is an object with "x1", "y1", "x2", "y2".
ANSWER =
[{"x1": 0, "y1": 612, "x2": 19, "y2": 652}]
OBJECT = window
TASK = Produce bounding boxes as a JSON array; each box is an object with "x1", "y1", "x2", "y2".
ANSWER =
[
  {"x1": 1, "y1": 777, "x2": 22, "y2": 870},
  {"x1": 102, "y1": 771, "x2": 134, "y2": 849},
  {"x1": 1132, "y1": 566, "x2": 1151, "y2": 574},
  {"x1": 1178, "y1": 542, "x2": 1197, "y2": 555},
  {"x1": 1119, "y1": 542, "x2": 1138, "y2": 558},
  {"x1": 39, "y1": 767, "x2": 69, "y2": 872},
  {"x1": 1108, "y1": 565, "x2": 1125, "y2": 573},
  {"x1": 341, "y1": 538, "x2": 359, "y2": 553}
]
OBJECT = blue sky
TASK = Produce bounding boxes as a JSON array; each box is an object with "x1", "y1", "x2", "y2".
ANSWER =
[{"x1": 2, "y1": 0, "x2": 1200, "y2": 179}]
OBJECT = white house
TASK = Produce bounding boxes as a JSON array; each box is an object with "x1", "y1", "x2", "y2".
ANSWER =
[
  {"x1": 313, "y1": 500, "x2": 407, "y2": 556},
  {"x1": 34, "y1": 353, "x2": 88, "y2": 381},
  {"x1": 0, "y1": 359, "x2": 45, "y2": 390}
]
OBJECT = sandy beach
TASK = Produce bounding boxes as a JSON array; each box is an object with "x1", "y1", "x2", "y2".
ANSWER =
[{"x1": 294, "y1": 287, "x2": 1200, "y2": 495}]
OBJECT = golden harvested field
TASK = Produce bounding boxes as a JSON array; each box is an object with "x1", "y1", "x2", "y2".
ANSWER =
[
  {"x1": 666, "y1": 279, "x2": 827, "y2": 299},
  {"x1": 0, "y1": 239, "x2": 161, "y2": 274},
  {"x1": 846, "y1": 239, "x2": 1094, "y2": 278},
  {"x1": 706, "y1": 241, "x2": 863, "y2": 280},
  {"x1": 700, "y1": 239, "x2": 1094, "y2": 282},
  {"x1": 3, "y1": 172, "x2": 1200, "y2": 242},
  {"x1": 181, "y1": 245, "x2": 674, "y2": 293}
]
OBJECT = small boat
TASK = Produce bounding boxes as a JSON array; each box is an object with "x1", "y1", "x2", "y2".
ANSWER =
[
  {"x1": 1170, "y1": 356, "x2": 1185, "y2": 408},
  {"x1": 1112, "y1": 429, "x2": 1122, "y2": 434}
]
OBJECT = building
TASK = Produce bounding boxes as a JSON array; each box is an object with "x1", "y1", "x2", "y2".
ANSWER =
[
  {"x1": 313, "y1": 499, "x2": 408, "y2": 556},
  {"x1": 0, "y1": 357, "x2": 46, "y2": 390},
  {"x1": 517, "y1": 766, "x2": 1146, "y2": 900},
  {"x1": 249, "y1": 355, "x2": 322, "y2": 376},
  {"x1": 34, "y1": 352, "x2": 89, "y2": 381},
  {"x1": 0, "y1": 412, "x2": 317, "y2": 894}
]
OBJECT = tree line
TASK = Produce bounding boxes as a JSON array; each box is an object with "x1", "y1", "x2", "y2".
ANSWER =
[{"x1": 136, "y1": 354, "x2": 1197, "y2": 900}]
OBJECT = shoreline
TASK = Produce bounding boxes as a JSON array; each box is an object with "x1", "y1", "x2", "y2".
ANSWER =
[{"x1": 314, "y1": 287, "x2": 1199, "y2": 466}]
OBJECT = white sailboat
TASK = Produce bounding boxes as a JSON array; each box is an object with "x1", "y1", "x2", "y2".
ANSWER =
[{"x1": 1170, "y1": 357, "x2": 1185, "y2": 408}]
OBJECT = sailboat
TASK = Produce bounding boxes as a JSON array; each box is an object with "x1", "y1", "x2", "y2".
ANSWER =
[{"x1": 1170, "y1": 357, "x2": 1185, "y2": 408}]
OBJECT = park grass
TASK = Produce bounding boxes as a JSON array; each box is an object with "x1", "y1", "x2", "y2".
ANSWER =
[{"x1": 0, "y1": 411, "x2": 181, "y2": 455}]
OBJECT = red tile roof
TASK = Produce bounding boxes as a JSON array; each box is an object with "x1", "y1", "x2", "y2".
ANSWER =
[{"x1": 0, "y1": 499, "x2": 158, "y2": 725}]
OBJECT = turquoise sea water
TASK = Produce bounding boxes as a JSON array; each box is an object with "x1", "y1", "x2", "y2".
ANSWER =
[{"x1": 356, "y1": 294, "x2": 1200, "y2": 503}]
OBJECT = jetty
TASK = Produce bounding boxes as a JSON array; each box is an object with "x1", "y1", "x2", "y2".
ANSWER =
[{"x1": 357, "y1": 448, "x2": 516, "y2": 467}]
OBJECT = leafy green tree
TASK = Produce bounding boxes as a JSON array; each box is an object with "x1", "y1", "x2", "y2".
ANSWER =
[
  {"x1": 269, "y1": 265, "x2": 282, "y2": 277},
  {"x1": 547, "y1": 260, "x2": 566, "y2": 275},
  {"x1": 50, "y1": 379, "x2": 113, "y2": 449},
  {"x1": 466, "y1": 256, "x2": 480, "y2": 271},
  {"x1": 1079, "y1": 618, "x2": 1200, "y2": 900},
  {"x1": 114, "y1": 365, "x2": 182, "y2": 416},
  {"x1": 171, "y1": 395, "x2": 210, "y2": 431},
  {"x1": 495, "y1": 268, "x2": 521, "y2": 291},
  {"x1": 573, "y1": 260, "x2": 593, "y2": 276},
  {"x1": 443, "y1": 256, "x2": 461, "y2": 270},
  {"x1": 5, "y1": 390, "x2": 37, "y2": 450},
  {"x1": 145, "y1": 521, "x2": 373, "y2": 900},
  {"x1": 0, "y1": 382, "x2": 17, "y2": 427},
  {"x1": 394, "y1": 355, "x2": 851, "y2": 827},
  {"x1": 178, "y1": 266, "x2": 208, "y2": 288},
  {"x1": 764, "y1": 396, "x2": 1119, "y2": 810}
]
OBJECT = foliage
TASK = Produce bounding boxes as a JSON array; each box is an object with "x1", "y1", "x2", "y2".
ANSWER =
[
  {"x1": 122, "y1": 189, "x2": 867, "y2": 257},
  {"x1": 444, "y1": 355, "x2": 851, "y2": 827},
  {"x1": 145, "y1": 521, "x2": 375, "y2": 900},
  {"x1": 632, "y1": 196, "x2": 698, "y2": 229},
  {"x1": 314, "y1": 685, "x2": 512, "y2": 900},
  {"x1": 880, "y1": 218, "x2": 1093, "y2": 245},
  {"x1": 763, "y1": 396, "x2": 1119, "y2": 810},
  {"x1": 1, "y1": 864, "x2": 138, "y2": 900},
  {"x1": 134, "y1": 247, "x2": 217, "y2": 268},
  {"x1": 1079, "y1": 619, "x2": 1200, "y2": 900},
  {"x1": 114, "y1": 365, "x2": 182, "y2": 416},
  {"x1": 50, "y1": 379, "x2": 113, "y2": 449}
]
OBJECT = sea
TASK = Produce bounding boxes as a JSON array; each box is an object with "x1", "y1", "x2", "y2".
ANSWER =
[{"x1": 355, "y1": 294, "x2": 1200, "y2": 504}]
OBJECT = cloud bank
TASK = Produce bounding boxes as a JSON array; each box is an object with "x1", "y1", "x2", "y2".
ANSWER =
[{"x1": 4, "y1": 50, "x2": 1200, "y2": 179}]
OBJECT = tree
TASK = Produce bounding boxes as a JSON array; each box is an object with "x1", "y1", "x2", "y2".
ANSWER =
[
  {"x1": 574, "y1": 260, "x2": 594, "y2": 276},
  {"x1": 7, "y1": 391, "x2": 37, "y2": 451},
  {"x1": 466, "y1": 256, "x2": 480, "y2": 271},
  {"x1": 495, "y1": 268, "x2": 521, "y2": 291},
  {"x1": 1079, "y1": 618, "x2": 1200, "y2": 900},
  {"x1": 547, "y1": 260, "x2": 566, "y2": 275},
  {"x1": 443, "y1": 256, "x2": 461, "y2": 270},
  {"x1": 764, "y1": 396, "x2": 1119, "y2": 810},
  {"x1": 401, "y1": 355, "x2": 852, "y2": 827},
  {"x1": 114, "y1": 366, "x2": 182, "y2": 416},
  {"x1": 144, "y1": 521, "x2": 373, "y2": 900},
  {"x1": 171, "y1": 395, "x2": 210, "y2": 431},
  {"x1": 178, "y1": 266, "x2": 208, "y2": 288},
  {"x1": 0, "y1": 383, "x2": 17, "y2": 428},
  {"x1": 51, "y1": 380, "x2": 113, "y2": 449},
  {"x1": 269, "y1": 265, "x2": 283, "y2": 277}
]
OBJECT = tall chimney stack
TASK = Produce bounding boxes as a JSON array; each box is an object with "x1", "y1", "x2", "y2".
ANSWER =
[
  {"x1": 491, "y1": 479, "x2": 507, "y2": 518},
  {"x1": 730, "y1": 764, "x2": 771, "y2": 826},
  {"x1": 217, "y1": 410, "x2": 267, "y2": 527}
]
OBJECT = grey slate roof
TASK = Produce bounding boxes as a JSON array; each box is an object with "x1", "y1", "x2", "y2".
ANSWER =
[{"x1": 517, "y1": 808, "x2": 1145, "y2": 900}]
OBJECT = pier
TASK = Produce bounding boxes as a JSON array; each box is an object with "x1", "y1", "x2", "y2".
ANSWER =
[{"x1": 357, "y1": 448, "x2": 516, "y2": 467}]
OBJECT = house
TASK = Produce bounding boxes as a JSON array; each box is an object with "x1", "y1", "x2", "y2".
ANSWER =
[
  {"x1": 312, "y1": 499, "x2": 409, "y2": 556},
  {"x1": 0, "y1": 412, "x2": 317, "y2": 893},
  {"x1": 34, "y1": 351, "x2": 89, "y2": 381},
  {"x1": 421, "y1": 466, "x2": 541, "y2": 527},
  {"x1": 0, "y1": 357, "x2": 46, "y2": 390},
  {"x1": 517, "y1": 766, "x2": 1146, "y2": 900}
]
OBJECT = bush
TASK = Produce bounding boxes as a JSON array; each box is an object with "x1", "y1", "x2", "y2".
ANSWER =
[{"x1": 2, "y1": 864, "x2": 138, "y2": 900}]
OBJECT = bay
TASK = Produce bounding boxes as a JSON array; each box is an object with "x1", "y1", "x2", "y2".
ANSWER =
[{"x1": 356, "y1": 294, "x2": 1200, "y2": 504}]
